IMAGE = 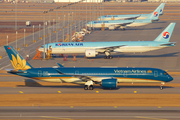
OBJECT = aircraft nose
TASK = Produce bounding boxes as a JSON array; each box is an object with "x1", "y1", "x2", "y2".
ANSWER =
[{"x1": 168, "y1": 75, "x2": 173, "y2": 82}]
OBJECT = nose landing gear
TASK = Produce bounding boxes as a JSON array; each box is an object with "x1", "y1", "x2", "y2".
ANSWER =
[{"x1": 160, "y1": 82, "x2": 165, "y2": 90}]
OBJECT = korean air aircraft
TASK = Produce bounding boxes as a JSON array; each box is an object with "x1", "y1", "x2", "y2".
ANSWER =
[
  {"x1": 4, "y1": 46, "x2": 173, "y2": 90},
  {"x1": 86, "y1": 7, "x2": 160, "y2": 30},
  {"x1": 97, "y1": 3, "x2": 165, "y2": 21},
  {"x1": 39, "y1": 23, "x2": 176, "y2": 59}
]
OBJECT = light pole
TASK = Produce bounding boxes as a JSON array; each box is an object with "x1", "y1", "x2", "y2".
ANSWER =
[
  {"x1": 67, "y1": 13, "x2": 70, "y2": 42},
  {"x1": 48, "y1": 20, "x2": 51, "y2": 43},
  {"x1": 100, "y1": 2, "x2": 101, "y2": 20},
  {"x1": 15, "y1": 1, "x2": 17, "y2": 31},
  {"x1": 81, "y1": 1, "x2": 83, "y2": 28},
  {"x1": 53, "y1": 19, "x2": 55, "y2": 31},
  {"x1": 86, "y1": 0, "x2": 87, "y2": 33},
  {"x1": 90, "y1": 0, "x2": 91, "y2": 29},
  {"x1": 16, "y1": 31, "x2": 17, "y2": 50},
  {"x1": 24, "y1": 29, "x2": 26, "y2": 46},
  {"x1": 39, "y1": 24, "x2": 41, "y2": 39},
  {"x1": 75, "y1": 2, "x2": 77, "y2": 33},
  {"x1": 7, "y1": 35, "x2": 8, "y2": 45},
  {"x1": 63, "y1": 15, "x2": 65, "y2": 42},
  {"x1": 33, "y1": 25, "x2": 34, "y2": 42},
  {"x1": 79, "y1": 1, "x2": 81, "y2": 32},
  {"x1": 43, "y1": 11, "x2": 48, "y2": 60}
]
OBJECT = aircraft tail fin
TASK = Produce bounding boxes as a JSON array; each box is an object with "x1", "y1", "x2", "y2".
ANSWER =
[
  {"x1": 152, "y1": 3, "x2": 165, "y2": 16},
  {"x1": 4, "y1": 46, "x2": 33, "y2": 70},
  {"x1": 146, "y1": 3, "x2": 165, "y2": 20},
  {"x1": 154, "y1": 23, "x2": 176, "y2": 42}
]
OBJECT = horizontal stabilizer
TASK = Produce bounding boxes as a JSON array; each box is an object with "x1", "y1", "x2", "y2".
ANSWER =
[
  {"x1": 6, "y1": 69, "x2": 25, "y2": 73},
  {"x1": 160, "y1": 42, "x2": 176, "y2": 46},
  {"x1": 123, "y1": 15, "x2": 140, "y2": 20},
  {"x1": 57, "y1": 63, "x2": 64, "y2": 67}
]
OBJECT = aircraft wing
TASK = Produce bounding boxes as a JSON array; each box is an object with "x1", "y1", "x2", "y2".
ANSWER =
[
  {"x1": 121, "y1": 15, "x2": 141, "y2": 20},
  {"x1": 95, "y1": 45, "x2": 126, "y2": 52},
  {"x1": 55, "y1": 69, "x2": 110, "y2": 82},
  {"x1": 108, "y1": 21, "x2": 134, "y2": 30},
  {"x1": 159, "y1": 42, "x2": 176, "y2": 46}
]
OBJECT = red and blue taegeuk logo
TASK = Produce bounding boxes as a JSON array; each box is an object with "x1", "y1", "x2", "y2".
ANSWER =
[
  {"x1": 163, "y1": 31, "x2": 170, "y2": 39},
  {"x1": 153, "y1": 11, "x2": 158, "y2": 17}
]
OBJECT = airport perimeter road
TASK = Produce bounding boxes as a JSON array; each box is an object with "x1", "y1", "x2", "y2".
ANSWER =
[{"x1": 0, "y1": 106, "x2": 180, "y2": 119}]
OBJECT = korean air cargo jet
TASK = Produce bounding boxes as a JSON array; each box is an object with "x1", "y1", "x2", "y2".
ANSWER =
[
  {"x1": 39, "y1": 23, "x2": 176, "y2": 59},
  {"x1": 97, "y1": 3, "x2": 165, "y2": 21},
  {"x1": 86, "y1": 8, "x2": 160, "y2": 30},
  {"x1": 4, "y1": 46, "x2": 173, "y2": 90}
]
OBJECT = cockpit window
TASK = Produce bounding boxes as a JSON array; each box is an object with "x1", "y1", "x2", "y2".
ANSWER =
[
  {"x1": 40, "y1": 45, "x2": 44, "y2": 48},
  {"x1": 163, "y1": 72, "x2": 168, "y2": 75}
]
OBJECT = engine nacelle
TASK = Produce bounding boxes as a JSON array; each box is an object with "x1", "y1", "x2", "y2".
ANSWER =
[
  {"x1": 85, "y1": 49, "x2": 98, "y2": 57},
  {"x1": 108, "y1": 25, "x2": 115, "y2": 30},
  {"x1": 101, "y1": 78, "x2": 117, "y2": 89}
]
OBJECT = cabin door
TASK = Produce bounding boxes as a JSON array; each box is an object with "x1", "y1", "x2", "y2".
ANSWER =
[
  {"x1": 75, "y1": 71, "x2": 79, "y2": 75},
  {"x1": 154, "y1": 71, "x2": 158, "y2": 77},
  {"x1": 38, "y1": 70, "x2": 42, "y2": 77}
]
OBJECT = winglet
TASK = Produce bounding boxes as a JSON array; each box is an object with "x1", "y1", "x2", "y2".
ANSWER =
[
  {"x1": 154, "y1": 23, "x2": 176, "y2": 43},
  {"x1": 4, "y1": 46, "x2": 33, "y2": 70},
  {"x1": 57, "y1": 63, "x2": 64, "y2": 67}
]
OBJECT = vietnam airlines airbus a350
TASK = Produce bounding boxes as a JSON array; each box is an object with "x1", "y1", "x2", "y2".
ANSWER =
[
  {"x1": 86, "y1": 7, "x2": 160, "y2": 30},
  {"x1": 97, "y1": 3, "x2": 165, "y2": 21},
  {"x1": 39, "y1": 23, "x2": 176, "y2": 59},
  {"x1": 4, "y1": 46, "x2": 173, "y2": 90}
]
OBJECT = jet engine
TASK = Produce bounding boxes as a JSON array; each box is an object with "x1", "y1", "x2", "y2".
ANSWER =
[
  {"x1": 101, "y1": 78, "x2": 117, "y2": 89},
  {"x1": 85, "y1": 49, "x2": 98, "y2": 57}
]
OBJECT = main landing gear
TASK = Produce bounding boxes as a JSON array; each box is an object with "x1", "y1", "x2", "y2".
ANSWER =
[
  {"x1": 104, "y1": 55, "x2": 113, "y2": 59},
  {"x1": 84, "y1": 80, "x2": 94, "y2": 90},
  {"x1": 104, "y1": 52, "x2": 113, "y2": 59},
  {"x1": 84, "y1": 85, "x2": 93, "y2": 90}
]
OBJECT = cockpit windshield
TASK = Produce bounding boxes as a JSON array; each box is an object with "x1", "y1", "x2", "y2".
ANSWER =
[{"x1": 163, "y1": 72, "x2": 168, "y2": 75}]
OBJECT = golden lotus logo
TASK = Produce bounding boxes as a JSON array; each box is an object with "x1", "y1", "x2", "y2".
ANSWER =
[
  {"x1": 10, "y1": 54, "x2": 31, "y2": 70},
  {"x1": 147, "y1": 70, "x2": 152, "y2": 73}
]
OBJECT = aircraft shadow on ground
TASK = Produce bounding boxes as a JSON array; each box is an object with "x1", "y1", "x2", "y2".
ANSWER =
[
  {"x1": 51, "y1": 52, "x2": 179, "y2": 59},
  {"x1": 126, "y1": 27, "x2": 164, "y2": 31},
  {"x1": 17, "y1": 79, "x2": 174, "y2": 90}
]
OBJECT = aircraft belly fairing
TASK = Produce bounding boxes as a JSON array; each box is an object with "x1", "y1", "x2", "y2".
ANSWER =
[{"x1": 117, "y1": 46, "x2": 166, "y2": 53}]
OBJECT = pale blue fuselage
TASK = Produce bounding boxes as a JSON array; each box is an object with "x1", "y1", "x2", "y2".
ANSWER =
[
  {"x1": 86, "y1": 19, "x2": 152, "y2": 28},
  {"x1": 39, "y1": 41, "x2": 173, "y2": 54},
  {"x1": 97, "y1": 14, "x2": 149, "y2": 21}
]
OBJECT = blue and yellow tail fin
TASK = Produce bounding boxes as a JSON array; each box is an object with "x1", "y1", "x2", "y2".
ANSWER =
[
  {"x1": 4, "y1": 46, "x2": 32, "y2": 70},
  {"x1": 154, "y1": 23, "x2": 175, "y2": 43}
]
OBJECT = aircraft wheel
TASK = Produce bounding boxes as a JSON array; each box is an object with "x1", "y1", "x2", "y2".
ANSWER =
[
  {"x1": 84, "y1": 85, "x2": 88, "y2": 90},
  {"x1": 89, "y1": 85, "x2": 94, "y2": 90},
  {"x1": 160, "y1": 86, "x2": 163, "y2": 90},
  {"x1": 104, "y1": 56, "x2": 107, "y2": 59},
  {"x1": 109, "y1": 56, "x2": 113, "y2": 59},
  {"x1": 107, "y1": 56, "x2": 110, "y2": 59}
]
